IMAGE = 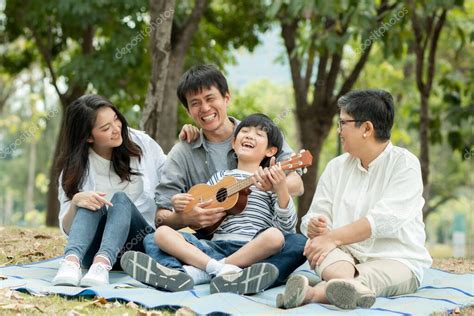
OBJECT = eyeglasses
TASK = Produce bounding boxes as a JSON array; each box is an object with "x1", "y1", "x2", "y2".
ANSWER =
[{"x1": 337, "y1": 119, "x2": 364, "y2": 129}]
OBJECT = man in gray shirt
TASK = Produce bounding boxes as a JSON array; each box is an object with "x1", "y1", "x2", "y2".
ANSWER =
[{"x1": 122, "y1": 64, "x2": 307, "y2": 294}]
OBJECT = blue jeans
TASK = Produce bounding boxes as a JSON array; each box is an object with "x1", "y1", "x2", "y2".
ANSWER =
[
  {"x1": 64, "y1": 192, "x2": 154, "y2": 269},
  {"x1": 144, "y1": 231, "x2": 307, "y2": 286}
]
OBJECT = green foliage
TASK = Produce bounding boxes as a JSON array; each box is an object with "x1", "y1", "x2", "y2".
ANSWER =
[{"x1": 4, "y1": 0, "x2": 151, "y2": 109}]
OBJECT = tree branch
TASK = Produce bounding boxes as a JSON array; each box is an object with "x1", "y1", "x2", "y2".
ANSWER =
[
  {"x1": 281, "y1": 19, "x2": 307, "y2": 107},
  {"x1": 173, "y1": 0, "x2": 208, "y2": 57},
  {"x1": 426, "y1": 9, "x2": 447, "y2": 93},
  {"x1": 303, "y1": 28, "x2": 317, "y2": 95},
  {"x1": 30, "y1": 28, "x2": 64, "y2": 107},
  {"x1": 421, "y1": 15, "x2": 434, "y2": 54},
  {"x1": 408, "y1": 0, "x2": 426, "y2": 94},
  {"x1": 311, "y1": 48, "x2": 328, "y2": 107},
  {"x1": 423, "y1": 194, "x2": 453, "y2": 218},
  {"x1": 336, "y1": 1, "x2": 395, "y2": 100}
]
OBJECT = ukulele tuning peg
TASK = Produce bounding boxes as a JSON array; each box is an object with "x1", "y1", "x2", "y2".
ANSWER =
[{"x1": 303, "y1": 167, "x2": 308, "y2": 174}]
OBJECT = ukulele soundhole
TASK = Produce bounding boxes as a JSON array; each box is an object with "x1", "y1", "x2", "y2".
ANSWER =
[{"x1": 216, "y1": 188, "x2": 228, "y2": 202}]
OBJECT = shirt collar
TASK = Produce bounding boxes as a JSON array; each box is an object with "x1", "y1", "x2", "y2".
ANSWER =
[
  {"x1": 192, "y1": 116, "x2": 240, "y2": 150},
  {"x1": 357, "y1": 142, "x2": 393, "y2": 172}
]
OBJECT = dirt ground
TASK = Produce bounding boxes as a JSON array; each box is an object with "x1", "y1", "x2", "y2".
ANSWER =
[{"x1": 0, "y1": 226, "x2": 472, "y2": 315}]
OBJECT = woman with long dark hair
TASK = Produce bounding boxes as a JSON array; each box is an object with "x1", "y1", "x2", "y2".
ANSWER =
[{"x1": 52, "y1": 94, "x2": 167, "y2": 287}]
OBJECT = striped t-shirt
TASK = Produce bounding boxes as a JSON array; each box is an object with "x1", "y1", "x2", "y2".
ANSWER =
[{"x1": 208, "y1": 169, "x2": 297, "y2": 242}]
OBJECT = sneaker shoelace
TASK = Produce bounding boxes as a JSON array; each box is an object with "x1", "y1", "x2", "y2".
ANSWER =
[
  {"x1": 60, "y1": 259, "x2": 80, "y2": 270},
  {"x1": 89, "y1": 262, "x2": 111, "y2": 274}
]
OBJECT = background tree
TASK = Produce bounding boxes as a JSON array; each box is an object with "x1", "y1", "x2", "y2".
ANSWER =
[
  {"x1": 140, "y1": 0, "x2": 205, "y2": 152},
  {"x1": 269, "y1": 0, "x2": 398, "y2": 222},
  {"x1": 4, "y1": 0, "x2": 154, "y2": 225},
  {"x1": 2, "y1": 0, "x2": 270, "y2": 225},
  {"x1": 142, "y1": 0, "x2": 270, "y2": 152},
  {"x1": 407, "y1": 0, "x2": 447, "y2": 215}
]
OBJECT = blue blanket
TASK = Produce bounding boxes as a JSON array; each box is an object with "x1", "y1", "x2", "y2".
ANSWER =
[{"x1": 1, "y1": 257, "x2": 473, "y2": 315}]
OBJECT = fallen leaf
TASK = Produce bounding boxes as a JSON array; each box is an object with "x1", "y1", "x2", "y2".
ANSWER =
[
  {"x1": 0, "y1": 274, "x2": 8, "y2": 280},
  {"x1": 93, "y1": 296, "x2": 109, "y2": 305},
  {"x1": 33, "y1": 234, "x2": 52, "y2": 239}
]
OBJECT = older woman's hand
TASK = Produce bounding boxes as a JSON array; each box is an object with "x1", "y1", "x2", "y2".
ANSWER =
[
  {"x1": 304, "y1": 234, "x2": 337, "y2": 270},
  {"x1": 307, "y1": 216, "x2": 329, "y2": 239}
]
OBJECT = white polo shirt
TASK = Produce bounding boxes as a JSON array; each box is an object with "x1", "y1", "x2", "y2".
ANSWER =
[{"x1": 301, "y1": 143, "x2": 432, "y2": 283}]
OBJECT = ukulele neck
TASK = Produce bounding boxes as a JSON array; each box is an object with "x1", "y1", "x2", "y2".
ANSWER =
[{"x1": 227, "y1": 175, "x2": 254, "y2": 196}]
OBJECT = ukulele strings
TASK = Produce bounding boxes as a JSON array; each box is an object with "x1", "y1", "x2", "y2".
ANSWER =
[{"x1": 213, "y1": 160, "x2": 296, "y2": 201}]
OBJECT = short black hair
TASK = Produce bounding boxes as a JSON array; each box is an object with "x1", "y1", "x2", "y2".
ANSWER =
[
  {"x1": 337, "y1": 89, "x2": 394, "y2": 141},
  {"x1": 177, "y1": 64, "x2": 229, "y2": 109},
  {"x1": 234, "y1": 113, "x2": 283, "y2": 168}
]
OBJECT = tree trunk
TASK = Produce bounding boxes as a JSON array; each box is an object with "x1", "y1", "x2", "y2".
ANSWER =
[
  {"x1": 45, "y1": 112, "x2": 64, "y2": 227},
  {"x1": 296, "y1": 105, "x2": 336, "y2": 227},
  {"x1": 419, "y1": 92, "x2": 430, "y2": 211},
  {"x1": 141, "y1": 0, "x2": 207, "y2": 153},
  {"x1": 25, "y1": 140, "x2": 36, "y2": 218},
  {"x1": 45, "y1": 91, "x2": 83, "y2": 227},
  {"x1": 141, "y1": 0, "x2": 175, "y2": 151},
  {"x1": 153, "y1": 56, "x2": 183, "y2": 152}
]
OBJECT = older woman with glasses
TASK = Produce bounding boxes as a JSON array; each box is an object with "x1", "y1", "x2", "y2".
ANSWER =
[{"x1": 278, "y1": 89, "x2": 432, "y2": 310}]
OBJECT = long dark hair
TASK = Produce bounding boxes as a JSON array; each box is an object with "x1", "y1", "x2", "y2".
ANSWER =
[{"x1": 57, "y1": 94, "x2": 142, "y2": 200}]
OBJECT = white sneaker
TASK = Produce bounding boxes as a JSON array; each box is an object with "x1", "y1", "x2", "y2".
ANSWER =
[
  {"x1": 215, "y1": 264, "x2": 242, "y2": 277},
  {"x1": 183, "y1": 265, "x2": 211, "y2": 285},
  {"x1": 80, "y1": 262, "x2": 111, "y2": 287},
  {"x1": 52, "y1": 259, "x2": 82, "y2": 286}
]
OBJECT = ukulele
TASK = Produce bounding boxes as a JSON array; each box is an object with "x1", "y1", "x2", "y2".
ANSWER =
[{"x1": 184, "y1": 150, "x2": 313, "y2": 235}]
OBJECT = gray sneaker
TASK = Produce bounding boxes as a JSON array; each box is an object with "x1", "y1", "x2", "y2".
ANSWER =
[
  {"x1": 277, "y1": 274, "x2": 309, "y2": 309},
  {"x1": 325, "y1": 279, "x2": 376, "y2": 309},
  {"x1": 210, "y1": 262, "x2": 278, "y2": 295},
  {"x1": 120, "y1": 251, "x2": 194, "y2": 292}
]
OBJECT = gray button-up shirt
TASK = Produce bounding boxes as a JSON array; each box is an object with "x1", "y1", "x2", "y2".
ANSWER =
[{"x1": 155, "y1": 117, "x2": 297, "y2": 210}]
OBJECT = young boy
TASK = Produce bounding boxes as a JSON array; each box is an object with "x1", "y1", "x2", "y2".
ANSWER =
[{"x1": 121, "y1": 114, "x2": 298, "y2": 294}]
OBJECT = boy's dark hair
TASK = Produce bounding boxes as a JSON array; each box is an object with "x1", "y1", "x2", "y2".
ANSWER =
[
  {"x1": 177, "y1": 64, "x2": 229, "y2": 109},
  {"x1": 337, "y1": 89, "x2": 394, "y2": 141},
  {"x1": 234, "y1": 113, "x2": 283, "y2": 168}
]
